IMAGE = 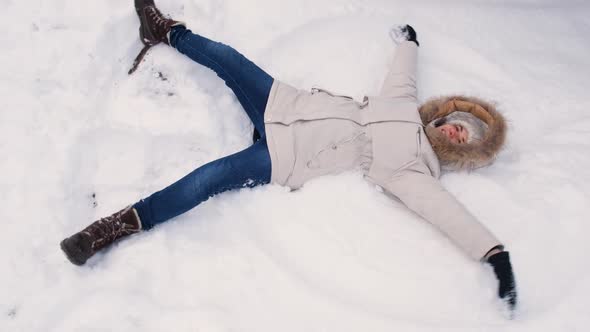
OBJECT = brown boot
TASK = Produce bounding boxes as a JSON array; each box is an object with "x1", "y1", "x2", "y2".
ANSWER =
[
  {"x1": 129, "y1": 0, "x2": 186, "y2": 74},
  {"x1": 136, "y1": 0, "x2": 185, "y2": 46},
  {"x1": 60, "y1": 206, "x2": 142, "y2": 265}
]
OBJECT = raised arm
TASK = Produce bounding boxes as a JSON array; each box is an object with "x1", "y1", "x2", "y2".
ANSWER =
[
  {"x1": 383, "y1": 171, "x2": 501, "y2": 260},
  {"x1": 381, "y1": 170, "x2": 517, "y2": 311},
  {"x1": 379, "y1": 25, "x2": 419, "y2": 100}
]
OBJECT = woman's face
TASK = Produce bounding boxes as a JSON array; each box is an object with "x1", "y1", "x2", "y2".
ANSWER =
[{"x1": 438, "y1": 123, "x2": 468, "y2": 144}]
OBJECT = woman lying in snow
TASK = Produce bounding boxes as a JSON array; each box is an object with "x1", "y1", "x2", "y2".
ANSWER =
[{"x1": 61, "y1": 0, "x2": 517, "y2": 313}]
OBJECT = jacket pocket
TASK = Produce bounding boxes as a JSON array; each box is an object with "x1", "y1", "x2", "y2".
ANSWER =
[
  {"x1": 389, "y1": 127, "x2": 423, "y2": 174},
  {"x1": 307, "y1": 132, "x2": 368, "y2": 170},
  {"x1": 311, "y1": 87, "x2": 354, "y2": 100}
]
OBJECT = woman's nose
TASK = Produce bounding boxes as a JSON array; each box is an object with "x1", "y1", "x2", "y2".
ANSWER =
[{"x1": 447, "y1": 127, "x2": 457, "y2": 138}]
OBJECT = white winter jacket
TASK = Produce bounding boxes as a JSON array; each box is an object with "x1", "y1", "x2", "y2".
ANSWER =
[{"x1": 264, "y1": 41, "x2": 502, "y2": 260}]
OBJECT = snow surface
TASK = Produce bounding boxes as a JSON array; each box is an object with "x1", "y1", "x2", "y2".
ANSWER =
[{"x1": 2, "y1": 0, "x2": 590, "y2": 331}]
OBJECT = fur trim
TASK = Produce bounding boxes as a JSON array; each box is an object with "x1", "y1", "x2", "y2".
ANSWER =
[{"x1": 419, "y1": 95, "x2": 507, "y2": 171}]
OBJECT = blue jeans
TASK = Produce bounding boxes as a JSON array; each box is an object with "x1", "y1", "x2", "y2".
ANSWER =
[{"x1": 134, "y1": 26, "x2": 274, "y2": 230}]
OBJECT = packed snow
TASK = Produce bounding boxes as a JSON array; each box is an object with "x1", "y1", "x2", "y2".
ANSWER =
[{"x1": 2, "y1": 0, "x2": 590, "y2": 331}]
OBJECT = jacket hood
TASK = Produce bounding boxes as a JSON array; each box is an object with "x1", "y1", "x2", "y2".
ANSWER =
[{"x1": 418, "y1": 95, "x2": 507, "y2": 171}]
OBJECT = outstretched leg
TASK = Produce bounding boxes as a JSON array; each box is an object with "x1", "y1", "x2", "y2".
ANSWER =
[
  {"x1": 61, "y1": 139, "x2": 272, "y2": 265},
  {"x1": 133, "y1": 138, "x2": 271, "y2": 229},
  {"x1": 133, "y1": 2, "x2": 273, "y2": 139},
  {"x1": 169, "y1": 26, "x2": 273, "y2": 139},
  {"x1": 60, "y1": 1, "x2": 277, "y2": 266}
]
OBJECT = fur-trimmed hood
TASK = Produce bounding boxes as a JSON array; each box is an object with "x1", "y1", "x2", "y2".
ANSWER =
[{"x1": 419, "y1": 95, "x2": 507, "y2": 171}]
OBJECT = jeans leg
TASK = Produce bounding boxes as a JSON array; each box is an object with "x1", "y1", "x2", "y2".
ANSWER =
[
  {"x1": 133, "y1": 138, "x2": 272, "y2": 229},
  {"x1": 170, "y1": 26, "x2": 273, "y2": 137}
]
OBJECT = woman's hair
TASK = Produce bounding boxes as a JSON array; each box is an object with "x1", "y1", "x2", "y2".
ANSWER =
[{"x1": 419, "y1": 95, "x2": 507, "y2": 171}]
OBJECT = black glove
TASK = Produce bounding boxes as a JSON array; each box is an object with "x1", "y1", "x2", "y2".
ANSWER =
[
  {"x1": 390, "y1": 24, "x2": 420, "y2": 47},
  {"x1": 403, "y1": 25, "x2": 419, "y2": 46},
  {"x1": 487, "y1": 251, "x2": 518, "y2": 311}
]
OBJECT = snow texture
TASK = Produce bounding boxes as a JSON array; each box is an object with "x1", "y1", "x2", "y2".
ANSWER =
[{"x1": 2, "y1": 0, "x2": 590, "y2": 331}]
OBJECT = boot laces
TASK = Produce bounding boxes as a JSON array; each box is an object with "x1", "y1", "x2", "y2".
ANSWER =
[
  {"x1": 146, "y1": 6, "x2": 169, "y2": 29},
  {"x1": 84, "y1": 206, "x2": 138, "y2": 250}
]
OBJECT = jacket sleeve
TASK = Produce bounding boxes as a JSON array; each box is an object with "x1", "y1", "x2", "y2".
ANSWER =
[
  {"x1": 378, "y1": 41, "x2": 418, "y2": 101},
  {"x1": 380, "y1": 171, "x2": 503, "y2": 260}
]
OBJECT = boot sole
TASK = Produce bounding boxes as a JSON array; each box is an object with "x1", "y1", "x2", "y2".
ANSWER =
[
  {"x1": 137, "y1": 9, "x2": 163, "y2": 46},
  {"x1": 135, "y1": 0, "x2": 160, "y2": 44},
  {"x1": 135, "y1": 0, "x2": 156, "y2": 15},
  {"x1": 139, "y1": 25, "x2": 159, "y2": 46},
  {"x1": 60, "y1": 239, "x2": 87, "y2": 266}
]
